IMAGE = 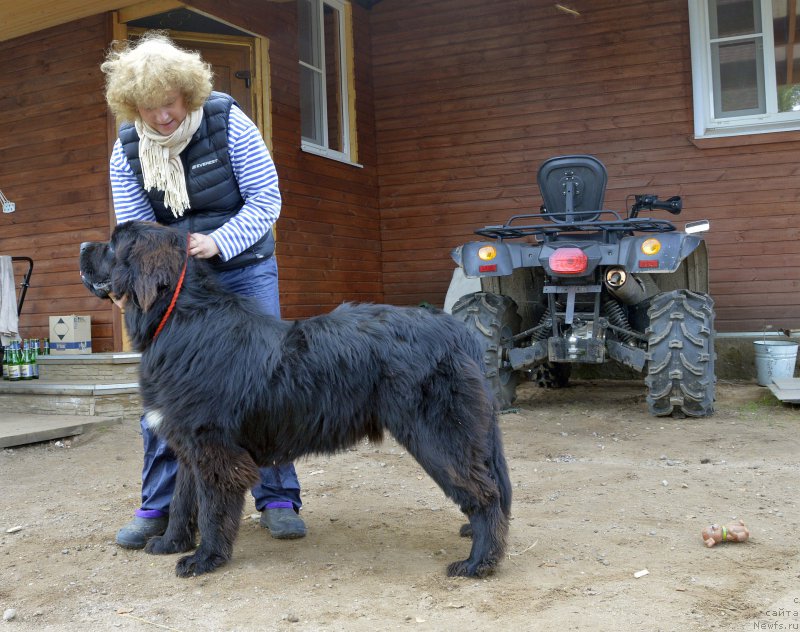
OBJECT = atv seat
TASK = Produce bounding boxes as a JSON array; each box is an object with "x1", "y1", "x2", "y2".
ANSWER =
[{"x1": 537, "y1": 155, "x2": 607, "y2": 223}]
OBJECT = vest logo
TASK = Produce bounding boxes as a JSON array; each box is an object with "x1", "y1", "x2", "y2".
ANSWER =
[{"x1": 191, "y1": 158, "x2": 221, "y2": 172}]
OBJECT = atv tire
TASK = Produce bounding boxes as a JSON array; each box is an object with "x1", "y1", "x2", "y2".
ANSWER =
[
  {"x1": 645, "y1": 289, "x2": 715, "y2": 417},
  {"x1": 531, "y1": 362, "x2": 571, "y2": 388},
  {"x1": 452, "y1": 292, "x2": 521, "y2": 409}
]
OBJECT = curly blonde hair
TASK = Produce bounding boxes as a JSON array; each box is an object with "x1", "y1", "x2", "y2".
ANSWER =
[{"x1": 101, "y1": 31, "x2": 213, "y2": 122}]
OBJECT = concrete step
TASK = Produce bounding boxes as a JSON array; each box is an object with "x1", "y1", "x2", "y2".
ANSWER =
[
  {"x1": 0, "y1": 380, "x2": 141, "y2": 420},
  {"x1": 0, "y1": 412, "x2": 123, "y2": 449},
  {"x1": 37, "y1": 352, "x2": 141, "y2": 382}
]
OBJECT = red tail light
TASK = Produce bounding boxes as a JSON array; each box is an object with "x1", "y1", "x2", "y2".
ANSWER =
[{"x1": 549, "y1": 248, "x2": 588, "y2": 274}]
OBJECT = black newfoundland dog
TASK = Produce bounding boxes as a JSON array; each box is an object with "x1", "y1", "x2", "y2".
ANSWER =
[{"x1": 79, "y1": 221, "x2": 511, "y2": 579}]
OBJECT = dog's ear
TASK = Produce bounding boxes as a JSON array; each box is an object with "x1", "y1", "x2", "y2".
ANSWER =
[{"x1": 112, "y1": 226, "x2": 186, "y2": 313}]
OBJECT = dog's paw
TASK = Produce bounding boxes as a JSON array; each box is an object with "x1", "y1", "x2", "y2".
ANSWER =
[
  {"x1": 459, "y1": 523, "x2": 473, "y2": 538},
  {"x1": 446, "y1": 558, "x2": 494, "y2": 579},
  {"x1": 144, "y1": 535, "x2": 194, "y2": 555},
  {"x1": 175, "y1": 552, "x2": 228, "y2": 577}
]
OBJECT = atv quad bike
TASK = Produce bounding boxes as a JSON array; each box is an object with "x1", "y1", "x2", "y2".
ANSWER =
[{"x1": 449, "y1": 155, "x2": 715, "y2": 417}]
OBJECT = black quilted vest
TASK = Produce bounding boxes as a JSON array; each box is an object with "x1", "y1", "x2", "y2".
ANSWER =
[{"x1": 119, "y1": 91, "x2": 275, "y2": 271}]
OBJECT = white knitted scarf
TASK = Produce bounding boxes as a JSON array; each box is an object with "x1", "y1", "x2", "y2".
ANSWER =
[{"x1": 135, "y1": 108, "x2": 204, "y2": 217}]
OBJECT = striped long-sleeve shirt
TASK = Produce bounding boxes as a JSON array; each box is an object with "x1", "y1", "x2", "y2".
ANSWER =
[{"x1": 109, "y1": 104, "x2": 281, "y2": 262}]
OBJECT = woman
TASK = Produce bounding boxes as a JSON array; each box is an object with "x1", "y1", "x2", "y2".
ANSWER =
[{"x1": 101, "y1": 32, "x2": 305, "y2": 548}]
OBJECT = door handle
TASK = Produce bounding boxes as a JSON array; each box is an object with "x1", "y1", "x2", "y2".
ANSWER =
[{"x1": 234, "y1": 70, "x2": 251, "y2": 88}]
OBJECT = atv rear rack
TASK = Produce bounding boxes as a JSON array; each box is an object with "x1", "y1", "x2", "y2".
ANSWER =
[{"x1": 475, "y1": 210, "x2": 677, "y2": 242}]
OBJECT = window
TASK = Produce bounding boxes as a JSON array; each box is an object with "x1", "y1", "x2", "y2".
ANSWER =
[
  {"x1": 689, "y1": 0, "x2": 800, "y2": 137},
  {"x1": 298, "y1": 0, "x2": 356, "y2": 162}
]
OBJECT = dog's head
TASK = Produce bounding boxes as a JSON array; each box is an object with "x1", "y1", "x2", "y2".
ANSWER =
[{"x1": 80, "y1": 221, "x2": 188, "y2": 312}]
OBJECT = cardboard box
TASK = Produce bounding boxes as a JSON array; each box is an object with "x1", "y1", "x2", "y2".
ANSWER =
[{"x1": 49, "y1": 315, "x2": 92, "y2": 354}]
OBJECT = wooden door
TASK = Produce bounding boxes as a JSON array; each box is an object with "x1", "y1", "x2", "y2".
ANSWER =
[{"x1": 171, "y1": 37, "x2": 254, "y2": 117}]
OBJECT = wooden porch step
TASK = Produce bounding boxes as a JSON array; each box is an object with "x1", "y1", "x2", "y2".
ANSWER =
[
  {"x1": 0, "y1": 412, "x2": 123, "y2": 449},
  {"x1": 0, "y1": 380, "x2": 141, "y2": 419},
  {"x1": 37, "y1": 352, "x2": 141, "y2": 382},
  {"x1": 767, "y1": 377, "x2": 800, "y2": 403}
]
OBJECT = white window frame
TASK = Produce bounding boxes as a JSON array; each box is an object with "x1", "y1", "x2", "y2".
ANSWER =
[
  {"x1": 298, "y1": 0, "x2": 358, "y2": 164},
  {"x1": 689, "y1": 0, "x2": 800, "y2": 138}
]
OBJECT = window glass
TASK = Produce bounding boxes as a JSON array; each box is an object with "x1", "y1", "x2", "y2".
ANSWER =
[
  {"x1": 324, "y1": 5, "x2": 343, "y2": 152},
  {"x1": 300, "y1": 65, "x2": 323, "y2": 144},
  {"x1": 298, "y1": 0, "x2": 318, "y2": 66},
  {"x1": 709, "y1": 0, "x2": 760, "y2": 38},
  {"x1": 711, "y1": 39, "x2": 765, "y2": 116},
  {"x1": 298, "y1": 0, "x2": 351, "y2": 159}
]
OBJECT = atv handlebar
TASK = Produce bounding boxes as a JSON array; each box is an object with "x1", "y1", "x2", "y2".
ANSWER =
[{"x1": 629, "y1": 194, "x2": 682, "y2": 218}]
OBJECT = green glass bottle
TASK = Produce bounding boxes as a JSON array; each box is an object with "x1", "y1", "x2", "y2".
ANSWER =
[
  {"x1": 30, "y1": 340, "x2": 38, "y2": 379},
  {"x1": 8, "y1": 342, "x2": 21, "y2": 382},
  {"x1": 20, "y1": 340, "x2": 32, "y2": 380}
]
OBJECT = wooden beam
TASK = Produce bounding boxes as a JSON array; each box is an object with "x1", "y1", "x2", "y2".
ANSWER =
[
  {"x1": 0, "y1": 0, "x2": 183, "y2": 42},
  {"x1": 117, "y1": 0, "x2": 184, "y2": 23},
  {"x1": 345, "y1": 0, "x2": 358, "y2": 163}
]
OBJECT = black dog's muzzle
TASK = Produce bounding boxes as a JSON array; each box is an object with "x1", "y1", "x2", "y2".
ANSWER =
[{"x1": 79, "y1": 241, "x2": 115, "y2": 297}]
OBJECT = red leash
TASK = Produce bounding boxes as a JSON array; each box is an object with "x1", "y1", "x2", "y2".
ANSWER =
[{"x1": 152, "y1": 233, "x2": 190, "y2": 341}]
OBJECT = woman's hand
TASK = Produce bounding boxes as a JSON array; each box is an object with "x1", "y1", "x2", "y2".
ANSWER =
[{"x1": 188, "y1": 232, "x2": 220, "y2": 259}]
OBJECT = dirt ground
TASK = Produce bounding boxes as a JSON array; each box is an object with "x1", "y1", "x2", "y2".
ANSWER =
[{"x1": 1, "y1": 379, "x2": 799, "y2": 632}]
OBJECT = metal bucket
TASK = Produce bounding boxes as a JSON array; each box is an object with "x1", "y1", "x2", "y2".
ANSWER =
[{"x1": 753, "y1": 340, "x2": 799, "y2": 386}]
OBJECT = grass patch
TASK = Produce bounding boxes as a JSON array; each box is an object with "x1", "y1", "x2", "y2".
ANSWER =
[{"x1": 739, "y1": 392, "x2": 783, "y2": 413}]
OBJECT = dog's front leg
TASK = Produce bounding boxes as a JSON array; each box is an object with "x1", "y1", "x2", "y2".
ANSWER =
[
  {"x1": 174, "y1": 445, "x2": 258, "y2": 578},
  {"x1": 145, "y1": 460, "x2": 197, "y2": 555}
]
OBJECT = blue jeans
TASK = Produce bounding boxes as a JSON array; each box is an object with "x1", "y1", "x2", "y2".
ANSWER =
[{"x1": 138, "y1": 256, "x2": 302, "y2": 516}]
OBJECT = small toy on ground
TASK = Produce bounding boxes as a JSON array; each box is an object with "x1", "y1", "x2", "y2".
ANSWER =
[{"x1": 702, "y1": 520, "x2": 750, "y2": 547}]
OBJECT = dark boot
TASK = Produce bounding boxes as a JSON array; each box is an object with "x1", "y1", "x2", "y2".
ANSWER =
[
  {"x1": 115, "y1": 515, "x2": 169, "y2": 549},
  {"x1": 260, "y1": 507, "x2": 306, "y2": 539}
]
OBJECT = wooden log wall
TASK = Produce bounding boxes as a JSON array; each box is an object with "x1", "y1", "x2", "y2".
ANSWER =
[
  {"x1": 0, "y1": 15, "x2": 115, "y2": 349},
  {"x1": 369, "y1": 0, "x2": 800, "y2": 332}
]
